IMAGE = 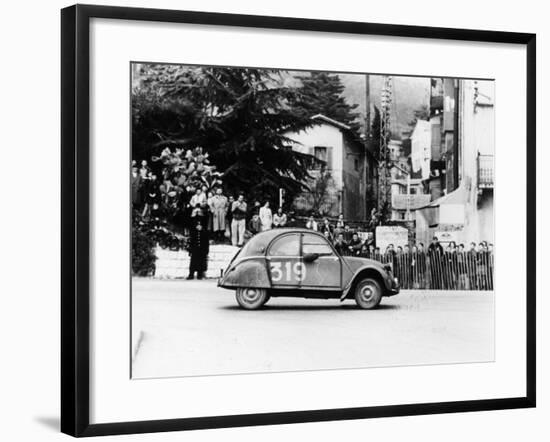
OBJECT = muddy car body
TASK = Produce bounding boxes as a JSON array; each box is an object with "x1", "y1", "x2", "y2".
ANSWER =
[{"x1": 218, "y1": 228, "x2": 400, "y2": 309}]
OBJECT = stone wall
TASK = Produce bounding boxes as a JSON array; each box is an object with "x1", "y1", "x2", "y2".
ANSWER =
[{"x1": 154, "y1": 244, "x2": 239, "y2": 279}]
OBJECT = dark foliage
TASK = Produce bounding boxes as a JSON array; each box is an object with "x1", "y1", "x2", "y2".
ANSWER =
[
  {"x1": 132, "y1": 65, "x2": 320, "y2": 205},
  {"x1": 132, "y1": 212, "x2": 157, "y2": 276},
  {"x1": 131, "y1": 211, "x2": 187, "y2": 275},
  {"x1": 292, "y1": 72, "x2": 362, "y2": 136},
  {"x1": 369, "y1": 105, "x2": 382, "y2": 159}
]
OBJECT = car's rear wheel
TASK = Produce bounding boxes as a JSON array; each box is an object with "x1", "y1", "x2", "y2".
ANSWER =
[
  {"x1": 354, "y1": 278, "x2": 382, "y2": 309},
  {"x1": 235, "y1": 288, "x2": 268, "y2": 310}
]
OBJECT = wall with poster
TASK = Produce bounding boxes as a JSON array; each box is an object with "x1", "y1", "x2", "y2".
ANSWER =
[{"x1": 375, "y1": 225, "x2": 409, "y2": 250}]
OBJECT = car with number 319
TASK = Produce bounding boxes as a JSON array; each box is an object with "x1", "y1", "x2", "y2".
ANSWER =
[{"x1": 218, "y1": 228, "x2": 400, "y2": 310}]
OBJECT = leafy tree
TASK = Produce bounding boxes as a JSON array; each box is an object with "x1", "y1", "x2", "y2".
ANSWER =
[
  {"x1": 132, "y1": 65, "x2": 319, "y2": 205},
  {"x1": 309, "y1": 171, "x2": 334, "y2": 217},
  {"x1": 292, "y1": 72, "x2": 361, "y2": 136}
]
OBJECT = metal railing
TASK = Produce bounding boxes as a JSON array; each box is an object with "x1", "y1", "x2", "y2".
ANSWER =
[{"x1": 356, "y1": 251, "x2": 494, "y2": 291}]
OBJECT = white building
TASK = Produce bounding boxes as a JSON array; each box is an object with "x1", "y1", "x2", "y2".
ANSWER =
[
  {"x1": 410, "y1": 120, "x2": 431, "y2": 180},
  {"x1": 415, "y1": 80, "x2": 494, "y2": 246},
  {"x1": 285, "y1": 114, "x2": 371, "y2": 219}
]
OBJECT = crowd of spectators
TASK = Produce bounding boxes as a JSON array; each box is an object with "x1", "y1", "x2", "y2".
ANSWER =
[
  {"x1": 131, "y1": 147, "x2": 293, "y2": 251},
  {"x1": 301, "y1": 221, "x2": 494, "y2": 291},
  {"x1": 131, "y1": 148, "x2": 493, "y2": 287}
]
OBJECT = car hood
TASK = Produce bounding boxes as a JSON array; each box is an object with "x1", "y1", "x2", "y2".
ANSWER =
[{"x1": 342, "y1": 256, "x2": 386, "y2": 272}]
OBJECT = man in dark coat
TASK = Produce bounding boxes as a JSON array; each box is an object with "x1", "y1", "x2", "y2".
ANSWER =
[
  {"x1": 347, "y1": 233, "x2": 363, "y2": 256},
  {"x1": 427, "y1": 236, "x2": 444, "y2": 289},
  {"x1": 187, "y1": 221, "x2": 209, "y2": 280},
  {"x1": 131, "y1": 166, "x2": 142, "y2": 208},
  {"x1": 334, "y1": 233, "x2": 348, "y2": 256}
]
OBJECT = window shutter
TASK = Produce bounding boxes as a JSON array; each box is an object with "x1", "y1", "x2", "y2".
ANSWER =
[{"x1": 326, "y1": 146, "x2": 333, "y2": 171}]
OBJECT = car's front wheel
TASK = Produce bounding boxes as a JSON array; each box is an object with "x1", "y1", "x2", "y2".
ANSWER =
[
  {"x1": 354, "y1": 278, "x2": 382, "y2": 309},
  {"x1": 235, "y1": 288, "x2": 268, "y2": 310}
]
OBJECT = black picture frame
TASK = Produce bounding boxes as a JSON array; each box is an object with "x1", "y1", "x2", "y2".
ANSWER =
[{"x1": 61, "y1": 4, "x2": 536, "y2": 437}]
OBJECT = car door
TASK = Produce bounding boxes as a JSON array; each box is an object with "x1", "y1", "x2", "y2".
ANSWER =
[
  {"x1": 300, "y1": 233, "x2": 341, "y2": 290},
  {"x1": 266, "y1": 233, "x2": 302, "y2": 288}
]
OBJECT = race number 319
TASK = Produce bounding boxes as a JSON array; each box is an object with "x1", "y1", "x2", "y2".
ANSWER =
[{"x1": 270, "y1": 261, "x2": 306, "y2": 282}]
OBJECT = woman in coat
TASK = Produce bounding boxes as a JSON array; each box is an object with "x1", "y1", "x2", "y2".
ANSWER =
[
  {"x1": 259, "y1": 201, "x2": 273, "y2": 231},
  {"x1": 210, "y1": 188, "x2": 228, "y2": 241}
]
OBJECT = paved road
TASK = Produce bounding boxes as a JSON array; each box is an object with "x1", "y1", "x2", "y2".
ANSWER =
[{"x1": 131, "y1": 279, "x2": 494, "y2": 379}]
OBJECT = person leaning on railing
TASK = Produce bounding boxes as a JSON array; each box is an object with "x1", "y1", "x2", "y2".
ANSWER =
[
  {"x1": 456, "y1": 244, "x2": 468, "y2": 289},
  {"x1": 348, "y1": 233, "x2": 363, "y2": 256},
  {"x1": 334, "y1": 233, "x2": 348, "y2": 256}
]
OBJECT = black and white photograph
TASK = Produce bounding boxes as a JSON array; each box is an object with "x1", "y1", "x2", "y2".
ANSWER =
[
  {"x1": 130, "y1": 63, "x2": 495, "y2": 379},
  {"x1": 0, "y1": 0, "x2": 543, "y2": 439}
]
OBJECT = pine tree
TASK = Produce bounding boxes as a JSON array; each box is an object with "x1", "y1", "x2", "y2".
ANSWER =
[
  {"x1": 369, "y1": 105, "x2": 381, "y2": 160},
  {"x1": 132, "y1": 65, "x2": 320, "y2": 204},
  {"x1": 293, "y1": 72, "x2": 361, "y2": 136}
]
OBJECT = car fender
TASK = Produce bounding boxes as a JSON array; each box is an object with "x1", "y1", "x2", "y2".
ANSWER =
[
  {"x1": 340, "y1": 265, "x2": 391, "y2": 301},
  {"x1": 219, "y1": 257, "x2": 271, "y2": 289}
]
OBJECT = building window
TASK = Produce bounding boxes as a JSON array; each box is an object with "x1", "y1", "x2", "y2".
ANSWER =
[
  {"x1": 354, "y1": 158, "x2": 359, "y2": 171},
  {"x1": 313, "y1": 146, "x2": 328, "y2": 170}
]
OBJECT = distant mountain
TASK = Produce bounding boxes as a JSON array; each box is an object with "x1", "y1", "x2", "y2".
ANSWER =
[
  {"x1": 278, "y1": 70, "x2": 430, "y2": 138},
  {"x1": 338, "y1": 73, "x2": 430, "y2": 138}
]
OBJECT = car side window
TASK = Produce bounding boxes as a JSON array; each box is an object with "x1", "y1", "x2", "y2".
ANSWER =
[
  {"x1": 302, "y1": 233, "x2": 334, "y2": 255},
  {"x1": 268, "y1": 234, "x2": 300, "y2": 256}
]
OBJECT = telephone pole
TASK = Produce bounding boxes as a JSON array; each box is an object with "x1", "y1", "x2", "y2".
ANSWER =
[
  {"x1": 378, "y1": 75, "x2": 393, "y2": 216},
  {"x1": 364, "y1": 74, "x2": 370, "y2": 219}
]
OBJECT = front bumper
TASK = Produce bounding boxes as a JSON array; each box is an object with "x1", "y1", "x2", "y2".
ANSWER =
[{"x1": 387, "y1": 276, "x2": 400, "y2": 296}]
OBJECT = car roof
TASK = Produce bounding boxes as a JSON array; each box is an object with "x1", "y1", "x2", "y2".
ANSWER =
[{"x1": 239, "y1": 228, "x2": 325, "y2": 257}]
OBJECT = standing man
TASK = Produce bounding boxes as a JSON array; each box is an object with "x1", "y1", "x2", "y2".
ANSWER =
[
  {"x1": 190, "y1": 187, "x2": 206, "y2": 209},
  {"x1": 211, "y1": 188, "x2": 228, "y2": 242},
  {"x1": 259, "y1": 201, "x2": 273, "y2": 231},
  {"x1": 333, "y1": 214, "x2": 344, "y2": 238},
  {"x1": 231, "y1": 194, "x2": 247, "y2": 247},
  {"x1": 131, "y1": 165, "x2": 142, "y2": 209},
  {"x1": 305, "y1": 216, "x2": 318, "y2": 231},
  {"x1": 428, "y1": 236, "x2": 444, "y2": 255},
  {"x1": 428, "y1": 236, "x2": 444, "y2": 289},
  {"x1": 320, "y1": 217, "x2": 333, "y2": 240},
  {"x1": 336, "y1": 213, "x2": 345, "y2": 230},
  {"x1": 187, "y1": 221, "x2": 209, "y2": 280},
  {"x1": 416, "y1": 242, "x2": 427, "y2": 288},
  {"x1": 467, "y1": 242, "x2": 478, "y2": 290},
  {"x1": 141, "y1": 173, "x2": 159, "y2": 217},
  {"x1": 225, "y1": 195, "x2": 235, "y2": 242},
  {"x1": 402, "y1": 244, "x2": 412, "y2": 289}
]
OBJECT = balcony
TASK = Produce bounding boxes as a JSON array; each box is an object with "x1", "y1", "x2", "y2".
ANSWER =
[{"x1": 477, "y1": 154, "x2": 494, "y2": 189}]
